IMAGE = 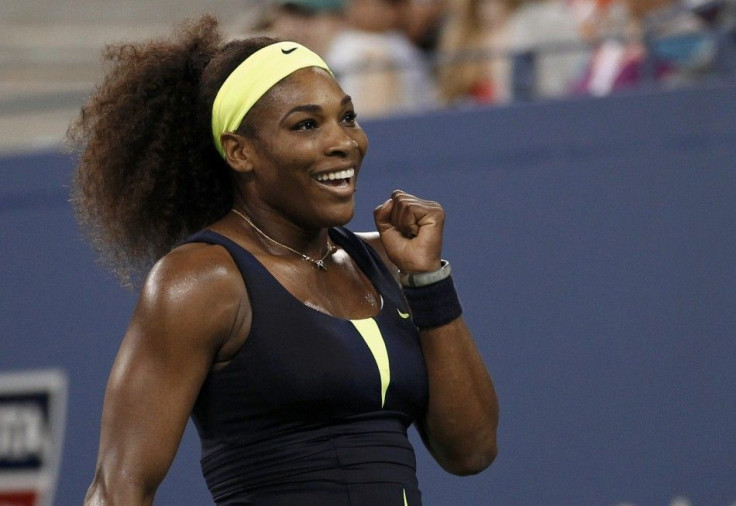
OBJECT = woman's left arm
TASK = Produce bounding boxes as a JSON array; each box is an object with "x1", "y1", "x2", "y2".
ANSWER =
[
  {"x1": 371, "y1": 190, "x2": 499, "y2": 476},
  {"x1": 414, "y1": 317, "x2": 499, "y2": 475}
]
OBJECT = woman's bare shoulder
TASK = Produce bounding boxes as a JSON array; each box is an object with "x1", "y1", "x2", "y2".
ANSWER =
[
  {"x1": 147, "y1": 241, "x2": 244, "y2": 299},
  {"x1": 133, "y1": 241, "x2": 247, "y2": 352}
]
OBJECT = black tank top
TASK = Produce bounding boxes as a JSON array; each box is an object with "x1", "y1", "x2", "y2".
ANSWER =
[{"x1": 184, "y1": 227, "x2": 429, "y2": 505}]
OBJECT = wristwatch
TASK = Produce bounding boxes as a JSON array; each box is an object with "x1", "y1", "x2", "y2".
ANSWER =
[{"x1": 399, "y1": 259, "x2": 451, "y2": 287}]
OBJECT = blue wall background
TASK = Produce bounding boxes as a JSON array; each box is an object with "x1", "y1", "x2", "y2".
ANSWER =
[{"x1": 1, "y1": 83, "x2": 735, "y2": 505}]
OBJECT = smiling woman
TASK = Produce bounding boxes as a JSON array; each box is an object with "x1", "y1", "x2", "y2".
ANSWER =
[{"x1": 69, "y1": 14, "x2": 498, "y2": 506}]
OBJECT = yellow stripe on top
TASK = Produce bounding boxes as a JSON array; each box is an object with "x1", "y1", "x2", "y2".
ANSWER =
[
  {"x1": 403, "y1": 488, "x2": 409, "y2": 506},
  {"x1": 211, "y1": 41, "x2": 333, "y2": 159},
  {"x1": 350, "y1": 318, "x2": 390, "y2": 408}
]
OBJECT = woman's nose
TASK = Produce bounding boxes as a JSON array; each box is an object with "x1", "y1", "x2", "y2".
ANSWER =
[{"x1": 325, "y1": 125, "x2": 359, "y2": 156}]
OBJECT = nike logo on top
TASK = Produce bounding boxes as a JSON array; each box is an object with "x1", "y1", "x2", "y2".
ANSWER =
[
  {"x1": 281, "y1": 47, "x2": 298, "y2": 54},
  {"x1": 397, "y1": 309, "x2": 411, "y2": 319}
]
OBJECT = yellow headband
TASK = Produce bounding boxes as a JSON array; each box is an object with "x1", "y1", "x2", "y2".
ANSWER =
[{"x1": 211, "y1": 41, "x2": 332, "y2": 159}]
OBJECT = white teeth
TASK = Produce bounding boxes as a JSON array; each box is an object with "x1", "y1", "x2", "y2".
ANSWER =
[{"x1": 314, "y1": 168, "x2": 354, "y2": 182}]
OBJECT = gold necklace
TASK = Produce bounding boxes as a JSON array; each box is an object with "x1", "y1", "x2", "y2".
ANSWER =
[{"x1": 230, "y1": 209, "x2": 336, "y2": 271}]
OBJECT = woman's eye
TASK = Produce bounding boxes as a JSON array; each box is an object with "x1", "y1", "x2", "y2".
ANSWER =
[
  {"x1": 294, "y1": 119, "x2": 318, "y2": 130},
  {"x1": 342, "y1": 111, "x2": 357, "y2": 125}
]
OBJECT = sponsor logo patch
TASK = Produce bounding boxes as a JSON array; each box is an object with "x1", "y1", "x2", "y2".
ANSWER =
[{"x1": 0, "y1": 371, "x2": 67, "y2": 506}]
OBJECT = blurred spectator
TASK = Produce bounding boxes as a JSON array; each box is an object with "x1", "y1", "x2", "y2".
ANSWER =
[
  {"x1": 325, "y1": 0, "x2": 437, "y2": 117},
  {"x1": 679, "y1": 0, "x2": 736, "y2": 79},
  {"x1": 258, "y1": 0, "x2": 436, "y2": 117},
  {"x1": 436, "y1": 0, "x2": 518, "y2": 105},
  {"x1": 504, "y1": 0, "x2": 591, "y2": 100},
  {"x1": 644, "y1": 1, "x2": 717, "y2": 85},
  {"x1": 259, "y1": 0, "x2": 347, "y2": 57},
  {"x1": 400, "y1": 0, "x2": 450, "y2": 55},
  {"x1": 571, "y1": 0, "x2": 650, "y2": 95},
  {"x1": 573, "y1": 0, "x2": 719, "y2": 95},
  {"x1": 568, "y1": 0, "x2": 630, "y2": 42}
]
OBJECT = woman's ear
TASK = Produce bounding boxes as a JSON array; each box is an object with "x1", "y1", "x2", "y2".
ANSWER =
[{"x1": 221, "y1": 132, "x2": 255, "y2": 174}]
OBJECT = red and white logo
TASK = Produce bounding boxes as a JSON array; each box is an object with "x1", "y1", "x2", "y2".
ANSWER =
[{"x1": 0, "y1": 370, "x2": 67, "y2": 506}]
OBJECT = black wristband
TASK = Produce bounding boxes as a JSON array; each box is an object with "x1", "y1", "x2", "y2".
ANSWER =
[{"x1": 403, "y1": 275, "x2": 463, "y2": 329}]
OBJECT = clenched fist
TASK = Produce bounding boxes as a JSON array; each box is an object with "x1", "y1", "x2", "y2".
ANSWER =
[{"x1": 373, "y1": 190, "x2": 445, "y2": 274}]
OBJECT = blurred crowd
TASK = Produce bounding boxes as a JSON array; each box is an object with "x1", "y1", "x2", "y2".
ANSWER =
[{"x1": 242, "y1": 0, "x2": 736, "y2": 117}]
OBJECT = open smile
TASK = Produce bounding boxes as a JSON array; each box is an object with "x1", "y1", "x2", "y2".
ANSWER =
[{"x1": 311, "y1": 167, "x2": 356, "y2": 192}]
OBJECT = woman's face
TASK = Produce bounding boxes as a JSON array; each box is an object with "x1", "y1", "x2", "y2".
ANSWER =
[{"x1": 241, "y1": 67, "x2": 369, "y2": 229}]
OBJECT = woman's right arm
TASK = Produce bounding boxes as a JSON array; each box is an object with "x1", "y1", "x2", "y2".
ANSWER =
[{"x1": 84, "y1": 244, "x2": 248, "y2": 505}]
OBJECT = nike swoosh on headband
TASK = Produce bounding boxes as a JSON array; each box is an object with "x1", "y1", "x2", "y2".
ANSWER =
[{"x1": 211, "y1": 42, "x2": 332, "y2": 159}]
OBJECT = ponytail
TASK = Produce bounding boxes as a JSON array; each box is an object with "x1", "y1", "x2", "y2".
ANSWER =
[{"x1": 69, "y1": 15, "x2": 277, "y2": 286}]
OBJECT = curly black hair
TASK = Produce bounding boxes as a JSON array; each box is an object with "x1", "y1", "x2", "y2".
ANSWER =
[{"x1": 68, "y1": 15, "x2": 278, "y2": 287}]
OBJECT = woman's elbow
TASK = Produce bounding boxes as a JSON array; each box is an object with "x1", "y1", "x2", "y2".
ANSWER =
[
  {"x1": 442, "y1": 440, "x2": 498, "y2": 476},
  {"x1": 83, "y1": 469, "x2": 156, "y2": 506}
]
